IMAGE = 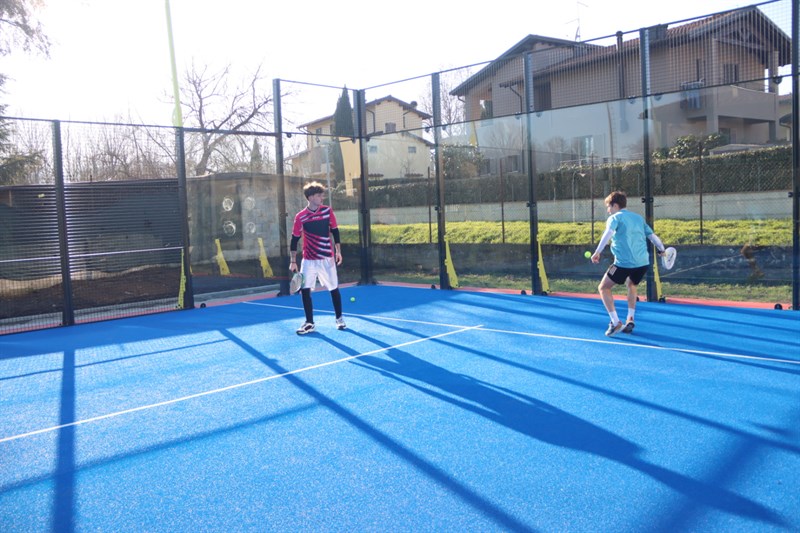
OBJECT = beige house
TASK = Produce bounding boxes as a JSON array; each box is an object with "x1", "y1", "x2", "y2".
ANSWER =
[
  {"x1": 288, "y1": 96, "x2": 433, "y2": 191},
  {"x1": 451, "y1": 7, "x2": 791, "y2": 167}
]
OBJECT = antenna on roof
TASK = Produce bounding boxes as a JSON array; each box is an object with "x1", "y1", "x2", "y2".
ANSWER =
[{"x1": 566, "y1": 1, "x2": 588, "y2": 41}]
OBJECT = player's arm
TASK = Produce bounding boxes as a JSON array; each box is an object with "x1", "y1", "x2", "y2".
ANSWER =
[
  {"x1": 331, "y1": 228, "x2": 342, "y2": 265},
  {"x1": 591, "y1": 226, "x2": 614, "y2": 263},
  {"x1": 648, "y1": 233, "x2": 666, "y2": 255},
  {"x1": 289, "y1": 235, "x2": 301, "y2": 271}
]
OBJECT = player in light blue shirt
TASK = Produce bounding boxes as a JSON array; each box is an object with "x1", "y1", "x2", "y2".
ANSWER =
[{"x1": 590, "y1": 191, "x2": 667, "y2": 336}]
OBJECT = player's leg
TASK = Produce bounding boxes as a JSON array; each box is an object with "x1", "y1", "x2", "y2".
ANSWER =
[
  {"x1": 598, "y1": 268, "x2": 623, "y2": 336},
  {"x1": 330, "y1": 289, "x2": 345, "y2": 329},
  {"x1": 623, "y1": 278, "x2": 637, "y2": 333},
  {"x1": 623, "y1": 266, "x2": 648, "y2": 333},
  {"x1": 317, "y1": 258, "x2": 346, "y2": 329},
  {"x1": 296, "y1": 260, "x2": 318, "y2": 335}
]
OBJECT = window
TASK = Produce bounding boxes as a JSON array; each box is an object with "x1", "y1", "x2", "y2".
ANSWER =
[
  {"x1": 577, "y1": 135, "x2": 595, "y2": 163},
  {"x1": 534, "y1": 82, "x2": 551, "y2": 112},
  {"x1": 723, "y1": 64, "x2": 739, "y2": 84},
  {"x1": 505, "y1": 155, "x2": 521, "y2": 173},
  {"x1": 315, "y1": 127, "x2": 322, "y2": 136},
  {"x1": 480, "y1": 100, "x2": 493, "y2": 119},
  {"x1": 407, "y1": 146, "x2": 417, "y2": 154},
  {"x1": 385, "y1": 122, "x2": 397, "y2": 133},
  {"x1": 695, "y1": 59, "x2": 705, "y2": 81}
]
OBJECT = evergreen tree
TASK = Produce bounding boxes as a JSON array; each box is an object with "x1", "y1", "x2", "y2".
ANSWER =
[
  {"x1": 331, "y1": 87, "x2": 354, "y2": 184},
  {"x1": 250, "y1": 137, "x2": 263, "y2": 172}
]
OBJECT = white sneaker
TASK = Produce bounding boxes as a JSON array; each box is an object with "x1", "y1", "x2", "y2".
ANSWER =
[
  {"x1": 336, "y1": 317, "x2": 347, "y2": 330},
  {"x1": 605, "y1": 321, "x2": 623, "y2": 337},
  {"x1": 296, "y1": 322, "x2": 315, "y2": 335}
]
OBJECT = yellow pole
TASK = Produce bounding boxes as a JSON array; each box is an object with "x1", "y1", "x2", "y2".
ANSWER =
[{"x1": 165, "y1": 0, "x2": 183, "y2": 127}]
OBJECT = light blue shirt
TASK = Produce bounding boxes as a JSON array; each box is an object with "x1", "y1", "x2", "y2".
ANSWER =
[{"x1": 606, "y1": 209, "x2": 654, "y2": 268}]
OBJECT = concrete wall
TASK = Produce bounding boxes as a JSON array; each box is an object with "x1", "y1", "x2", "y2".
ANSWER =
[{"x1": 350, "y1": 242, "x2": 793, "y2": 284}]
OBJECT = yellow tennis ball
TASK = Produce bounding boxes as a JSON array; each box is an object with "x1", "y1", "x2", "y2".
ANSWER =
[
  {"x1": 584, "y1": 251, "x2": 592, "y2": 259},
  {"x1": 350, "y1": 296, "x2": 356, "y2": 302}
]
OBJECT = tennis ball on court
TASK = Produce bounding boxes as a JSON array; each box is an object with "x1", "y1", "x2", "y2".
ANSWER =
[
  {"x1": 350, "y1": 296, "x2": 356, "y2": 302},
  {"x1": 584, "y1": 250, "x2": 592, "y2": 259}
]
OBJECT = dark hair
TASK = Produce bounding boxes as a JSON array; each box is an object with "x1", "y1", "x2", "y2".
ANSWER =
[
  {"x1": 303, "y1": 181, "x2": 325, "y2": 198},
  {"x1": 604, "y1": 191, "x2": 627, "y2": 208}
]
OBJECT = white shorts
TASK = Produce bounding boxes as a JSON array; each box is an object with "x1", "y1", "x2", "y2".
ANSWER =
[{"x1": 300, "y1": 257, "x2": 339, "y2": 291}]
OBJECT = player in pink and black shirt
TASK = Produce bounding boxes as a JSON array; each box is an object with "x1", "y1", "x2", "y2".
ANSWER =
[{"x1": 289, "y1": 181, "x2": 345, "y2": 335}]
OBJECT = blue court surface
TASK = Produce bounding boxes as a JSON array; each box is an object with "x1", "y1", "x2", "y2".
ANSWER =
[{"x1": 1, "y1": 285, "x2": 799, "y2": 532}]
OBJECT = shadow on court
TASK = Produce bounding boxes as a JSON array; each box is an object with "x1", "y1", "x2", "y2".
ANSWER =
[{"x1": 344, "y1": 322, "x2": 788, "y2": 530}]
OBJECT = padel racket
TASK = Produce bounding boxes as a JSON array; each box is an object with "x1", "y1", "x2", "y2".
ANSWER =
[
  {"x1": 661, "y1": 247, "x2": 677, "y2": 270},
  {"x1": 289, "y1": 272, "x2": 305, "y2": 293}
]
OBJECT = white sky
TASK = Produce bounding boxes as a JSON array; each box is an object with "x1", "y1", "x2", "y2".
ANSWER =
[{"x1": 0, "y1": 0, "x2": 761, "y2": 126}]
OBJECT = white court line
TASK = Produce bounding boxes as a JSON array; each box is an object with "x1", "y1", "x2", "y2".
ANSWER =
[
  {"x1": 0, "y1": 324, "x2": 483, "y2": 444},
  {"x1": 479, "y1": 327, "x2": 800, "y2": 366},
  {"x1": 247, "y1": 301, "x2": 799, "y2": 366}
]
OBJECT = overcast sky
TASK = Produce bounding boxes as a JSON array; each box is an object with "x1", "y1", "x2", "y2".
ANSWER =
[{"x1": 0, "y1": 0, "x2": 769, "y2": 126}]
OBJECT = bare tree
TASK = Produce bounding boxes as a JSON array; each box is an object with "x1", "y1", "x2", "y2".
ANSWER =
[
  {"x1": 0, "y1": 0, "x2": 50, "y2": 185},
  {"x1": 178, "y1": 61, "x2": 275, "y2": 175},
  {"x1": 61, "y1": 123, "x2": 177, "y2": 182},
  {"x1": 419, "y1": 66, "x2": 475, "y2": 137},
  {"x1": 0, "y1": 0, "x2": 50, "y2": 58}
]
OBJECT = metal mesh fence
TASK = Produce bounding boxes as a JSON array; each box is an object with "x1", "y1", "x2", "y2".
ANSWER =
[{"x1": 278, "y1": 80, "x2": 365, "y2": 286}]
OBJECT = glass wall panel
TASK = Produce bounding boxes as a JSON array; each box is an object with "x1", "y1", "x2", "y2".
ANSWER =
[
  {"x1": 529, "y1": 97, "x2": 645, "y2": 294},
  {"x1": 183, "y1": 131, "x2": 289, "y2": 303},
  {"x1": 650, "y1": 85, "x2": 793, "y2": 306},
  {"x1": 281, "y1": 83, "x2": 362, "y2": 286},
  {"x1": 441, "y1": 116, "x2": 532, "y2": 291},
  {"x1": 346, "y1": 130, "x2": 438, "y2": 286}
]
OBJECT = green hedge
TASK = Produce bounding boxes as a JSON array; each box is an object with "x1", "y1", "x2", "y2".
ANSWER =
[
  {"x1": 339, "y1": 218, "x2": 792, "y2": 247},
  {"x1": 332, "y1": 145, "x2": 792, "y2": 209}
]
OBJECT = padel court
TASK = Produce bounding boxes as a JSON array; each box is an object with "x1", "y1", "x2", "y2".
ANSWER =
[{"x1": 1, "y1": 285, "x2": 799, "y2": 532}]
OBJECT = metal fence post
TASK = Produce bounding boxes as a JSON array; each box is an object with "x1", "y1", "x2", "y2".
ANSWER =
[
  {"x1": 354, "y1": 89, "x2": 375, "y2": 285},
  {"x1": 175, "y1": 127, "x2": 194, "y2": 310},
  {"x1": 524, "y1": 52, "x2": 542, "y2": 295},
  {"x1": 431, "y1": 72, "x2": 450, "y2": 289},
  {"x1": 792, "y1": 0, "x2": 799, "y2": 311},
  {"x1": 52, "y1": 120, "x2": 74, "y2": 326},
  {"x1": 274, "y1": 78, "x2": 290, "y2": 296},
  {"x1": 640, "y1": 27, "x2": 658, "y2": 303}
]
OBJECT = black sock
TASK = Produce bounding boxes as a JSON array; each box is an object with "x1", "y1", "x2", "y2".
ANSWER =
[
  {"x1": 301, "y1": 288, "x2": 313, "y2": 323},
  {"x1": 331, "y1": 288, "x2": 342, "y2": 319}
]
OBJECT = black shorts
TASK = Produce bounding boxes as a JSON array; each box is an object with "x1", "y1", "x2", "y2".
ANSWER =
[{"x1": 605, "y1": 264, "x2": 648, "y2": 285}]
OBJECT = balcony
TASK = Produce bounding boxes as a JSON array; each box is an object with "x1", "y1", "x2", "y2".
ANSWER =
[{"x1": 682, "y1": 84, "x2": 778, "y2": 122}]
